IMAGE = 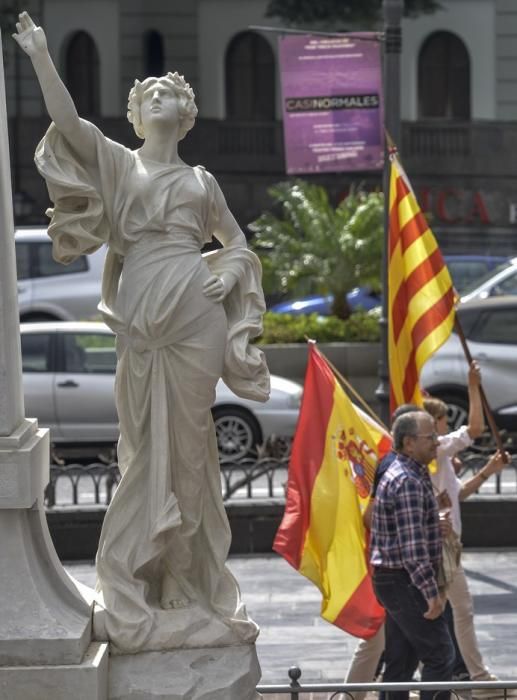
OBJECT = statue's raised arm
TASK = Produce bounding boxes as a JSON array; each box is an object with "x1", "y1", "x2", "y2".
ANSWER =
[{"x1": 13, "y1": 11, "x2": 97, "y2": 165}]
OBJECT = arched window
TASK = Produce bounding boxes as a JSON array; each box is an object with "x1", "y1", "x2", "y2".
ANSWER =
[
  {"x1": 225, "y1": 31, "x2": 275, "y2": 121},
  {"x1": 65, "y1": 31, "x2": 100, "y2": 116},
  {"x1": 144, "y1": 30, "x2": 164, "y2": 77},
  {"x1": 418, "y1": 31, "x2": 470, "y2": 120}
]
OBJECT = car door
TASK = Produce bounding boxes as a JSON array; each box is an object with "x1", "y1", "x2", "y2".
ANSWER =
[
  {"x1": 54, "y1": 331, "x2": 118, "y2": 442},
  {"x1": 21, "y1": 331, "x2": 57, "y2": 436},
  {"x1": 466, "y1": 306, "x2": 517, "y2": 410}
]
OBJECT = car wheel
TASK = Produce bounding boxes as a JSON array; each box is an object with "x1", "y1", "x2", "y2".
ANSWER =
[
  {"x1": 436, "y1": 392, "x2": 469, "y2": 430},
  {"x1": 212, "y1": 406, "x2": 262, "y2": 462}
]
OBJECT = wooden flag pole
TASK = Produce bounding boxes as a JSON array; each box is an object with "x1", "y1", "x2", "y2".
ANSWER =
[
  {"x1": 454, "y1": 315, "x2": 508, "y2": 461},
  {"x1": 316, "y1": 346, "x2": 390, "y2": 433}
]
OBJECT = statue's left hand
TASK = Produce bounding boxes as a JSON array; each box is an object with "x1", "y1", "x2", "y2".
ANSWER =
[{"x1": 203, "y1": 275, "x2": 226, "y2": 302}]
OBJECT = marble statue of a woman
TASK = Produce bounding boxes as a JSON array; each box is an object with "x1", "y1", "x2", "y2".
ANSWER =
[{"x1": 14, "y1": 11, "x2": 270, "y2": 654}]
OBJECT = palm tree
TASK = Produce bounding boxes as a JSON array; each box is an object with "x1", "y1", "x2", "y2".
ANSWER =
[{"x1": 250, "y1": 180, "x2": 384, "y2": 319}]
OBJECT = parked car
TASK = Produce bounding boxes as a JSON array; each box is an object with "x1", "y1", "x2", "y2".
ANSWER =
[
  {"x1": 20, "y1": 322, "x2": 303, "y2": 461},
  {"x1": 269, "y1": 286, "x2": 381, "y2": 316},
  {"x1": 268, "y1": 255, "x2": 509, "y2": 317},
  {"x1": 15, "y1": 227, "x2": 105, "y2": 321},
  {"x1": 460, "y1": 256, "x2": 517, "y2": 303},
  {"x1": 420, "y1": 296, "x2": 517, "y2": 431},
  {"x1": 444, "y1": 254, "x2": 511, "y2": 294}
]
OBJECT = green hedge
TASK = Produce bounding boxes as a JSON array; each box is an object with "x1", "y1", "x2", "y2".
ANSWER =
[{"x1": 257, "y1": 310, "x2": 381, "y2": 344}]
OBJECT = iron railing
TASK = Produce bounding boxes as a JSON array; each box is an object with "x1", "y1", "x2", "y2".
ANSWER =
[
  {"x1": 45, "y1": 461, "x2": 120, "y2": 508},
  {"x1": 43, "y1": 446, "x2": 517, "y2": 509},
  {"x1": 257, "y1": 667, "x2": 517, "y2": 698}
]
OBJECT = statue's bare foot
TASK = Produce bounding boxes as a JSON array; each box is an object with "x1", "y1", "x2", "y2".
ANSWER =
[
  {"x1": 160, "y1": 572, "x2": 191, "y2": 610},
  {"x1": 161, "y1": 597, "x2": 192, "y2": 610}
]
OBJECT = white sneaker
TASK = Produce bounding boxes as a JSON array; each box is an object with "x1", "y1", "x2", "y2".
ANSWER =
[{"x1": 471, "y1": 677, "x2": 517, "y2": 700}]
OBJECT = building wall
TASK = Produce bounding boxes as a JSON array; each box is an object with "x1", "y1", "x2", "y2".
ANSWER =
[
  {"x1": 3, "y1": 0, "x2": 517, "y2": 256},
  {"x1": 198, "y1": 0, "x2": 280, "y2": 119},
  {"x1": 119, "y1": 0, "x2": 199, "y2": 113},
  {"x1": 3, "y1": 0, "x2": 42, "y2": 116},
  {"x1": 45, "y1": 0, "x2": 120, "y2": 116},
  {"x1": 495, "y1": 0, "x2": 517, "y2": 119},
  {"x1": 401, "y1": 0, "x2": 496, "y2": 121}
]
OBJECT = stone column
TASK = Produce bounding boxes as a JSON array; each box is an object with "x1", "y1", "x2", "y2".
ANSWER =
[{"x1": 0, "y1": 35, "x2": 107, "y2": 700}]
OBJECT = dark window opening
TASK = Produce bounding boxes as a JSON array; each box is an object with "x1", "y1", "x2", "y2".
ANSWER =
[
  {"x1": 65, "y1": 31, "x2": 100, "y2": 115},
  {"x1": 418, "y1": 31, "x2": 470, "y2": 120},
  {"x1": 144, "y1": 30, "x2": 164, "y2": 77},
  {"x1": 225, "y1": 31, "x2": 275, "y2": 121}
]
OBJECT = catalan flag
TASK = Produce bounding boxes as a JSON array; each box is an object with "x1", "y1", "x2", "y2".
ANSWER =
[
  {"x1": 273, "y1": 344, "x2": 390, "y2": 638},
  {"x1": 388, "y1": 155, "x2": 456, "y2": 412}
]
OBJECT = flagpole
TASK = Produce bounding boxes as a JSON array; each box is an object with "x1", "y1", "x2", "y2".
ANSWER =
[
  {"x1": 376, "y1": 0, "x2": 403, "y2": 425},
  {"x1": 453, "y1": 316, "x2": 508, "y2": 460},
  {"x1": 316, "y1": 347, "x2": 389, "y2": 432}
]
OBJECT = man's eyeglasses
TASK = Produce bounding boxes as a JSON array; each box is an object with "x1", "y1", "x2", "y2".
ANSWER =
[{"x1": 411, "y1": 432, "x2": 438, "y2": 441}]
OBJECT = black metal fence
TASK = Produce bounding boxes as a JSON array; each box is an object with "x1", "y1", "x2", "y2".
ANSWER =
[
  {"x1": 256, "y1": 667, "x2": 517, "y2": 698},
  {"x1": 43, "y1": 445, "x2": 517, "y2": 509}
]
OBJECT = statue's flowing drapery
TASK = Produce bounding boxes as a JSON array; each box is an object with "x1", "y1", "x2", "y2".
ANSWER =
[{"x1": 35, "y1": 122, "x2": 270, "y2": 653}]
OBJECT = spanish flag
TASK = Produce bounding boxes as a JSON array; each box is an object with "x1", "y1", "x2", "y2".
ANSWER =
[
  {"x1": 273, "y1": 344, "x2": 390, "y2": 638},
  {"x1": 388, "y1": 155, "x2": 456, "y2": 411}
]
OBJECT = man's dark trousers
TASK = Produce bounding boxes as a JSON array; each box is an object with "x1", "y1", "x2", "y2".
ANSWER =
[{"x1": 373, "y1": 568, "x2": 455, "y2": 700}]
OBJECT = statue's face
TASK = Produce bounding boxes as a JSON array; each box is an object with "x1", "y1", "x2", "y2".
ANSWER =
[{"x1": 139, "y1": 79, "x2": 181, "y2": 135}]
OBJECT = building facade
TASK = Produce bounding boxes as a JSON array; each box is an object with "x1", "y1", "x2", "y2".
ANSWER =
[{"x1": 3, "y1": 0, "x2": 517, "y2": 254}]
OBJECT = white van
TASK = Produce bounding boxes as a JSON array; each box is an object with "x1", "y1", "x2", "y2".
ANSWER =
[{"x1": 15, "y1": 227, "x2": 105, "y2": 322}]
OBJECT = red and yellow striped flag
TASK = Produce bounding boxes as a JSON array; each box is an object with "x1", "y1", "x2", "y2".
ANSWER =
[
  {"x1": 388, "y1": 156, "x2": 456, "y2": 412},
  {"x1": 273, "y1": 344, "x2": 390, "y2": 638}
]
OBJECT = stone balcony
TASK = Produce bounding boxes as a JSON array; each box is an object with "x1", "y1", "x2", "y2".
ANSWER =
[{"x1": 9, "y1": 116, "x2": 517, "y2": 227}]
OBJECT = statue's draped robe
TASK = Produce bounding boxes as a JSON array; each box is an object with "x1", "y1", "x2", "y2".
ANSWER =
[{"x1": 35, "y1": 121, "x2": 270, "y2": 653}]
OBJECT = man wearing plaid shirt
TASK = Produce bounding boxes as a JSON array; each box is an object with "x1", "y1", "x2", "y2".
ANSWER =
[{"x1": 370, "y1": 411, "x2": 455, "y2": 700}]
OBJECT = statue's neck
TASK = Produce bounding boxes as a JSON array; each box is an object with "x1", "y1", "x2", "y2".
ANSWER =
[{"x1": 138, "y1": 135, "x2": 181, "y2": 165}]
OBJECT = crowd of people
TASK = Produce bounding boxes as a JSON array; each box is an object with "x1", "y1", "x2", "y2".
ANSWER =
[{"x1": 345, "y1": 361, "x2": 511, "y2": 700}]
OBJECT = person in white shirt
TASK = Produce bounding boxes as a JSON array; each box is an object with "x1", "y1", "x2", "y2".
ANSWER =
[{"x1": 424, "y1": 361, "x2": 510, "y2": 697}]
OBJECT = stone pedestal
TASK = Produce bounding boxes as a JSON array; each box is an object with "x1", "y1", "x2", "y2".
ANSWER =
[
  {"x1": 109, "y1": 645, "x2": 262, "y2": 700},
  {"x1": 1, "y1": 642, "x2": 109, "y2": 700},
  {"x1": 0, "y1": 425, "x2": 108, "y2": 698}
]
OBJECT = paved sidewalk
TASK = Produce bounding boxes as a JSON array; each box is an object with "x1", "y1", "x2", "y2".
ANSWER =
[{"x1": 66, "y1": 549, "x2": 517, "y2": 686}]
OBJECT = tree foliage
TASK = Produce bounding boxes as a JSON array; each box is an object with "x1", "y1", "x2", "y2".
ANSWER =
[
  {"x1": 250, "y1": 180, "x2": 384, "y2": 319},
  {"x1": 265, "y1": 0, "x2": 441, "y2": 26}
]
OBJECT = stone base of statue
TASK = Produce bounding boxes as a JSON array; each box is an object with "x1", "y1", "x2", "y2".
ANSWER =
[
  {"x1": 0, "y1": 422, "x2": 109, "y2": 699},
  {"x1": 108, "y1": 645, "x2": 262, "y2": 700},
  {"x1": 1, "y1": 642, "x2": 109, "y2": 700}
]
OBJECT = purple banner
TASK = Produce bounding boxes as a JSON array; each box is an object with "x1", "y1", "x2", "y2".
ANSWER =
[{"x1": 279, "y1": 34, "x2": 384, "y2": 174}]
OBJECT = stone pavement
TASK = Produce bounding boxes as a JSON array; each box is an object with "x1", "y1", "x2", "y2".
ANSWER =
[{"x1": 66, "y1": 549, "x2": 517, "y2": 687}]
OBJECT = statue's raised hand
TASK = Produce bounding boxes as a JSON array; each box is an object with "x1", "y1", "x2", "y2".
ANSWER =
[{"x1": 13, "y1": 11, "x2": 47, "y2": 57}]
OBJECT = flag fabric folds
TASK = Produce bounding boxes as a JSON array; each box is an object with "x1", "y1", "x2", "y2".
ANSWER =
[
  {"x1": 388, "y1": 155, "x2": 456, "y2": 412},
  {"x1": 273, "y1": 344, "x2": 390, "y2": 638}
]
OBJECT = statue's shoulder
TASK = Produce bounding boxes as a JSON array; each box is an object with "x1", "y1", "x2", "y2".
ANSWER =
[
  {"x1": 193, "y1": 164, "x2": 217, "y2": 186},
  {"x1": 194, "y1": 164, "x2": 216, "y2": 175}
]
